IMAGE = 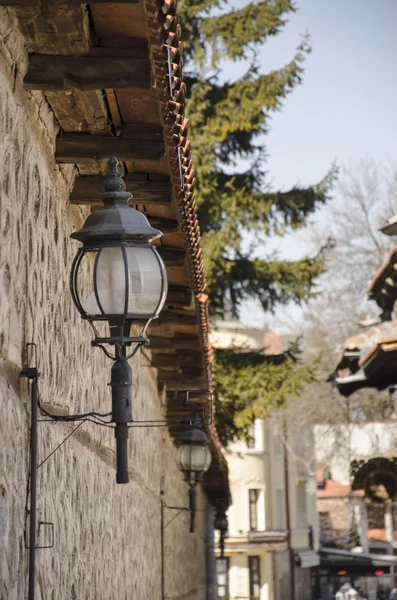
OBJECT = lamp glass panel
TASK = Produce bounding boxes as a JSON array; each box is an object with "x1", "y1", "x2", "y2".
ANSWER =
[
  {"x1": 75, "y1": 250, "x2": 101, "y2": 316},
  {"x1": 95, "y1": 247, "x2": 126, "y2": 314},
  {"x1": 178, "y1": 444, "x2": 212, "y2": 473},
  {"x1": 203, "y1": 445, "x2": 212, "y2": 471},
  {"x1": 125, "y1": 247, "x2": 167, "y2": 316}
]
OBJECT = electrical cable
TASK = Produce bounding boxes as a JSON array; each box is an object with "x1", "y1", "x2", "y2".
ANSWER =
[
  {"x1": 35, "y1": 376, "x2": 209, "y2": 430},
  {"x1": 37, "y1": 396, "x2": 111, "y2": 422}
]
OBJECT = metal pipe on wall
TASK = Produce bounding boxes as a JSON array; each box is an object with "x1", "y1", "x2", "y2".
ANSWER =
[
  {"x1": 283, "y1": 418, "x2": 296, "y2": 600},
  {"x1": 28, "y1": 376, "x2": 38, "y2": 600},
  {"x1": 160, "y1": 498, "x2": 165, "y2": 600},
  {"x1": 206, "y1": 504, "x2": 216, "y2": 600}
]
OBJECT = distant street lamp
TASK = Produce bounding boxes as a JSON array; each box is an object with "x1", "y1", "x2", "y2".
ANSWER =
[
  {"x1": 177, "y1": 426, "x2": 212, "y2": 532},
  {"x1": 70, "y1": 156, "x2": 168, "y2": 483},
  {"x1": 214, "y1": 509, "x2": 228, "y2": 558}
]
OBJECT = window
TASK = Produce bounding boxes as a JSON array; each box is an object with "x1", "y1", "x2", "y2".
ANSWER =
[
  {"x1": 248, "y1": 556, "x2": 261, "y2": 599},
  {"x1": 249, "y1": 489, "x2": 260, "y2": 531},
  {"x1": 216, "y1": 558, "x2": 229, "y2": 599},
  {"x1": 247, "y1": 422, "x2": 256, "y2": 449}
]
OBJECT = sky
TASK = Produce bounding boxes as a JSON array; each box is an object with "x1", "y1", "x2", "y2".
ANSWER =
[{"x1": 224, "y1": 0, "x2": 397, "y2": 328}]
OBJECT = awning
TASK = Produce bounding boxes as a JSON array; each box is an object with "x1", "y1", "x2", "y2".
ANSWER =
[
  {"x1": 248, "y1": 530, "x2": 288, "y2": 544},
  {"x1": 335, "y1": 370, "x2": 368, "y2": 396},
  {"x1": 294, "y1": 549, "x2": 320, "y2": 568},
  {"x1": 318, "y1": 547, "x2": 397, "y2": 574}
]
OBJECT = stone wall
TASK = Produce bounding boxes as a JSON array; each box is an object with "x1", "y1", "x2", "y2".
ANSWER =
[{"x1": 0, "y1": 9, "x2": 210, "y2": 599}]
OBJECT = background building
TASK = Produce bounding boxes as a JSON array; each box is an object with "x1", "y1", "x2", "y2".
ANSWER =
[
  {"x1": 314, "y1": 425, "x2": 397, "y2": 599},
  {"x1": 211, "y1": 323, "x2": 319, "y2": 600}
]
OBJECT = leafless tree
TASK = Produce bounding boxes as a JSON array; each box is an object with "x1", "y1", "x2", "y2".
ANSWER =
[
  {"x1": 311, "y1": 157, "x2": 397, "y2": 300},
  {"x1": 280, "y1": 158, "x2": 397, "y2": 465}
]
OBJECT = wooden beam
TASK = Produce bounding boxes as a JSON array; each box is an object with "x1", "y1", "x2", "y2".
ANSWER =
[
  {"x1": 71, "y1": 175, "x2": 171, "y2": 205},
  {"x1": 105, "y1": 89, "x2": 122, "y2": 134},
  {"x1": 89, "y1": 38, "x2": 148, "y2": 59},
  {"x1": 157, "y1": 248, "x2": 186, "y2": 266},
  {"x1": 167, "y1": 412, "x2": 205, "y2": 420},
  {"x1": 156, "y1": 312, "x2": 197, "y2": 327},
  {"x1": 162, "y1": 378, "x2": 208, "y2": 391},
  {"x1": 158, "y1": 368, "x2": 205, "y2": 382},
  {"x1": 149, "y1": 335, "x2": 199, "y2": 351},
  {"x1": 0, "y1": 0, "x2": 138, "y2": 4},
  {"x1": 165, "y1": 287, "x2": 192, "y2": 308},
  {"x1": 24, "y1": 55, "x2": 151, "y2": 91},
  {"x1": 122, "y1": 124, "x2": 163, "y2": 140},
  {"x1": 56, "y1": 134, "x2": 165, "y2": 162},
  {"x1": 12, "y1": 5, "x2": 90, "y2": 55},
  {"x1": 167, "y1": 390, "x2": 208, "y2": 402},
  {"x1": 149, "y1": 218, "x2": 178, "y2": 233},
  {"x1": 45, "y1": 89, "x2": 110, "y2": 134},
  {"x1": 152, "y1": 353, "x2": 203, "y2": 369}
]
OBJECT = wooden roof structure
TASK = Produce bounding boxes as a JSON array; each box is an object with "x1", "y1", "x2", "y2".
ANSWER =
[
  {"x1": 367, "y1": 244, "x2": 397, "y2": 314},
  {"x1": 332, "y1": 236, "x2": 397, "y2": 397},
  {"x1": 3, "y1": 0, "x2": 229, "y2": 504},
  {"x1": 333, "y1": 320, "x2": 397, "y2": 396}
]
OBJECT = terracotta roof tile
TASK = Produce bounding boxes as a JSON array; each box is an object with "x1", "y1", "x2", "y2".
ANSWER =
[
  {"x1": 368, "y1": 528, "x2": 397, "y2": 542},
  {"x1": 343, "y1": 320, "x2": 397, "y2": 353},
  {"x1": 143, "y1": 0, "x2": 229, "y2": 503},
  {"x1": 317, "y1": 479, "x2": 363, "y2": 499}
]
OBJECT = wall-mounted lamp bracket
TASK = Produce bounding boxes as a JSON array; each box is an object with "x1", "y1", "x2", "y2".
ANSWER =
[{"x1": 24, "y1": 521, "x2": 54, "y2": 550}]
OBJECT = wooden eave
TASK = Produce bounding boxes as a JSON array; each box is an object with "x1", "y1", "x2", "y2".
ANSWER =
[
  {"x1": 367, "y1": 244, "x2": 397, "y2": 312},
  {"x1": 334, "y1": 320, "x2": 397, "y2": 397},
  {"x1": 5, "y1": 0, "x2": 229, "y2": 505}
]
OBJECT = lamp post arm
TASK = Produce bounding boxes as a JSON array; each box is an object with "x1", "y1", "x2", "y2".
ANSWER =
[
  {"x1": 20, "y1": 344, "x2": 39, "y2": 600},
  {"x1": 110, "y1": 356, "x2": 132, "y2": 484},
  {"x1": 189, "y1": 487, "x2": 197, "y2": 534}
]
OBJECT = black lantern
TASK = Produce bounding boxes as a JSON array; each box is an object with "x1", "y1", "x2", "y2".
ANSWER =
[
  {"x1": 70, "y1": 156, "x2": 168, "y2": 484},
  {"x1": 177, "y1": 427, "x2": 212, "y2": 532},
  {"x1": 70, "y1": 156, "x2": 167, "y2": 345}
]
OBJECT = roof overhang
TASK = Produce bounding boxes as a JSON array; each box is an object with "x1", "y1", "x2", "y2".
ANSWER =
[
  {"x1": 367, "y1": 244, "x2": 397, "y2": 312},
  {"x1": 221, "y1": 535, "x2": 288, "y2": 553},
  {"x1": 380, "y1": 214, "x2": 397, "y2": 236},
  {"x1": 4, "y1": 0, "x2": 230, "y2": 504},
  {"x1": 248, "y1": 530, "x2": 288, "y2": 544},
  {"x1": 319, "y1": 547, "x2": 397, "y2": 571},
  {"x1": 334, "y1": 321, "x2": 397, "y2": 396},
  {"x1": 294, "y1": 549, "x2": 320, "y2": 568}
]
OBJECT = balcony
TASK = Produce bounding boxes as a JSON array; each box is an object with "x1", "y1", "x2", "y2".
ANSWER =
[{"x1": 248, "y1": 529, "x2": 288, "y2": 544}]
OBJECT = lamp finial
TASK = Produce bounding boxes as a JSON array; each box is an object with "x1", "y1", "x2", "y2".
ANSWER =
[{"x1": 103, "y1": 156, "x2": 126, "y2": 193}]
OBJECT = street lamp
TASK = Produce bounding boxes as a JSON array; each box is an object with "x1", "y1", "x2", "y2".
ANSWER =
[
  {"x1": 214, "y1": 508, "x2": 228, "y2": 558},
  {"x1": 70, "y1": 156, "x2": 168, "y2": 484},
  {"x1": 177, "y1": 426, "x2": 212, "y2": 532}
]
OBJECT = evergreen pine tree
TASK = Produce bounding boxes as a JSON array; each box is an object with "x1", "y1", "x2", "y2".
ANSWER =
[
  {"x1": 179, "y1": 0, "x2": 335, "y2": 315},
  {"x1": 213, "y1": 346, "x2": 315, "y2": 446}
]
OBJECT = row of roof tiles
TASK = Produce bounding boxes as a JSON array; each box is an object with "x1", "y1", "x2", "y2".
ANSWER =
[{"x1": 143, "y1": 0, "x2": 221, "y2": 463}]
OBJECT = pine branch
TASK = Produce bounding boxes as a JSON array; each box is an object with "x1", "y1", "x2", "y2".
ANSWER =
[
  {"x1": 187, "y1": 44, "x2": 309, "y2": 149},
  {"x1": 202, "y1": 0, "x2": 295, "y2": 64},
  {"x1": 205, "y1": 254, "x2": 326, "y2": 317},
  {"x1": 213, "y1": 347, "x2": 314, "y2": 446},
  {"x1": 179, "y1": 0, "x2": 334, "y2": 318}
]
